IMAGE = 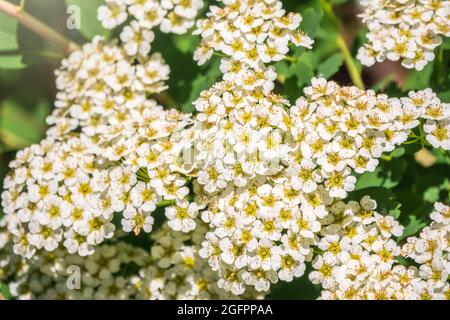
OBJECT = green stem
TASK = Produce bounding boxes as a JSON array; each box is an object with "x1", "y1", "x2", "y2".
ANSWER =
[
  {"x1": 150, "y1": 92, "x2": 177, "y2": 108},
  {"x1": 156, "y1": 200, "x2": 176, "y2": 208},
  {"x1": 432, "y1": 46, "x2": 444, "y2": 87},
  {"x1": 418, "y1": 119, "x2": 425, "y2": 149},
  {"x1": 0, "y1": 0, "x2": 79, "y2": 55},
  {"x1": 284, "y1": 55, "x2": 297, "y2": 63},
  {"x1": 319, "y1": 0, "x2": 365, "y2": 89}
]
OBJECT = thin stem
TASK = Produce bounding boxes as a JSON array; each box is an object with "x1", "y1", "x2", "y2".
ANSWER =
[
  {"x1": 151, "y1": 92, "x2": 177, "y2": 108},
  {"x1": 319, "y1": 0, "x2": 365, "y2": 89},
  {"x1": 156, "y1": 200, "x2": 176, "y2": 208},
  {"x1": 284, "y1": 55, "x2": 297, "y2": 63},
  {"x1": 0, "y1": 0, "x2": 79, "y2": 55},
  {"x1": 432, "y1": 46, "x2": 444, "y2": 87}
]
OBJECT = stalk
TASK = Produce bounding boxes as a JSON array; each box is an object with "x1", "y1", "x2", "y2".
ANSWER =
[
  {"x1": 319, "y1": 0, "x2": 365, "y2": 89},
  {"x1": 0, "y1": 0, "x2": 80, "y2": 55}
]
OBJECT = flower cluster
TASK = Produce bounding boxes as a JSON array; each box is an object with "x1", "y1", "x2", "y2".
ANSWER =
[
  {"x1": 0, "y1": 219, "x2": 263, "y2": 300},
  {"x1": 132, "y1": 223, "x2": 263, "y2": 299},
  {"x1": 401, "y1": 202, "x2": 450, "y2": 299},
  {"x1": 1, "y1": 134, "x2": 115, "y2": 258},
  {"x1": 1, "y1": 100, "x2": 194, "y2": 258},
  {"x1": 182, "y1": 76, "x2": 437, "y2": 294},
  {"x1": 401, "y1": 89, "x2": 450, "y2": 150},
  {"x1": 190, "y1": 77, "x2": 424, "y2": 201},
  {"x1": 98, "y1": 103, "x2": 193, "y2": 236},
  {"x1": 193, "y1": 0, "x2": 313, "y2": 92},
  {"x1": 310, "y1": 198, "x2": 449, "y2": 300},
  {"x1": 357, "y1": 0, "x2": 450, "y2": 70},
  {"x1": 98, "y1": 0, "x2": 204, "y2": 57},
  {"x1": 49, "y1": 36, "x2": 170, "y2": 137}
]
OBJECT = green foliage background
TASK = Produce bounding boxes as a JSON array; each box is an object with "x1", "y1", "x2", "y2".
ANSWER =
[{"x1": 0, "y1": 0, "x2": 449, "y2": 299}]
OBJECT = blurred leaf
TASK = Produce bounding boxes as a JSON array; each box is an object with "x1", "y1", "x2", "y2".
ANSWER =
[
  {"x1": 317, "y1": 52, "x2": 344, "y2": 79},
  {"x1": 350, "y1": 187, "x2": 401, "y2": 218},
  {"x1": 0, "y1": 54, "x2": 25, "y2": 69},
  {"x1": 65, "y1": 0, "x2": 109, "y2": 40},
  {"x1": 0, "y1": 12, "x2": 19, "y2": 51},
  {"x1": 173, "y1": 34, "x2": 199, "y2": 54},
  {"x1": 0, "y1": 12, "x2": 25, "y2": 70},
  {"x1": 301, "y1": 7, "x2": 323, "y2": 37},
  {"x1": 403, "y1": 61, "x2": 434, "y2": 91},
  {"x1": 399, "y1": 203, "x2": 434, "y2": 240},
  {"x1": 329, "y1": 0, "x2": 350, "y2": 4},
  {"x1": 182, "y1": 59, "x2": 221, "y2": 113},
  {"x1": 0, "y1": 282, "x2": 11, "y2": 300},
  {"x1": 390, "y1": 147, "x2": 406, "y2": 158},
  {"x1": 0, "y1": 99, "x2": 49, "y2": 149},
  {"x1": 355, "y1": 158, "x2": 407, "y2": 190},
  {"x1": 267, "y1": 267, "x2": 320, "y2": 300}
]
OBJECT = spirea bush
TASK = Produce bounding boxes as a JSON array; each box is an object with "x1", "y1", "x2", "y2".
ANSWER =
[{"x1": 0, "y1": 0, "x2": 449, "y2": 300}]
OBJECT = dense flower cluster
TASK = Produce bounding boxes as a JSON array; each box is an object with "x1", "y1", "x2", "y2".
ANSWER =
[
  {"x1": 49, "y1": 36, "x2": 170, "y2": 137},
  {"x1": 0, "y1": 219, "x2": 263, "y2": 299},
  {"x1": 1, "y1": 101, "x2": 193, "y2": 258},
  {"x1": 98, "y1": 0, "x2": 204, "y2": 57},
  {"x1": 311, "y1": 199, "x2": 449, "y2": 300},
  {"x1": 132, "y1": 223, "x2": 263, "y2": 299},
  {"x1": 1, "y1": 134, "x2": 115, "y2": 258},
  {"x1": 357, "y1": 0, "x2": 450, "y2": 70},
  {"x1": 181, "y1": 76, "x2": 449, "y2": 294},
  {"x1": 97, "y1": 103, "x2": 193, "y2": 236},
  {"x1": 400, "y1": 89, "x2": 450, "y2": 150},
  {"x1": 193, "y1": 0, "x2": 313, "y2": 93}
]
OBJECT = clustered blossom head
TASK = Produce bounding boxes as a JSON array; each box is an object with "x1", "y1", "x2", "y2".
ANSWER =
[
  {"x1": 400, "y1": 89, "x2": 450, "y2": 150},
  {"x1": 49, "y1": 36, "x2": 170, "y2": 137},
  {"x1": 357, "y1": 0, "x2": 450, "y2": 70},
  {"x1": 0, "y1": 220, "x2": 264, "y2": 299},
  {"x1": 98, "y1": 0, "x2": 204, "y2": 57},
  {"x1": 193, "y1": 0, "x2": 313, "y2": 93},
  {"x1": 311, "y1": 199, "x2": 449, "y2": 300},
  {"x1": 98, "y1": 103, "x2": 194, "y2": 236},
  {"x1": 132, "y1": 222, "x2": 264, "y2": 299},
  {"x1": 1, "y1": 134, "x2": 115, "y2": 258},
  {"x1": 1, "y1": 101, "x2": 193, "y2": 258},
  {"x1": 180, "y1": 76, "x2": 441, "y2": 295}
]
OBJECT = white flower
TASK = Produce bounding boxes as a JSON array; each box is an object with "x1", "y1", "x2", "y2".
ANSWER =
[{"x1": 166, "y1": 201, "x2": 199, "y2": 233}]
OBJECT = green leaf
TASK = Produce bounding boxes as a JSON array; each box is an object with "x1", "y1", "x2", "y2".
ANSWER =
[
  {"x1": 288, "y1": 52, "x2": 316, "y2": 88},
  {"x1": 390, "y1": 147, "x2": 406, "y2": 158},
  {"x1": 0, "y1": 12, "x2": 19, "y2": 51},
  {"x1": 0, "y1": 99, "x2": 49, "y2": 149},
  {"x1": 403, "y1": 61, "x2": 434, "y2": 91},
  {"x1": 349, "y1": 187, "x2": 401, "y2": 218},
  {"x1": 182, "y1": 59, "x2": 221, "y2": 113},
  {"x1": 65, "y1": 0, "x2": 109, "y2": 40},
  {"x1": 173, "y1": 34, "x2": 199, "y2": 54},
  {"x1": 399, "y1": 203, "x2": 434, "y2": 240},
  {"x1": 329, "y1": 0, "x2": 350, "y2": 4},
  {"x1": 0, "y1": 13, "x2": 24, "y2": 70},
  {"x1": 355, "y1": 158, "x2": 407, "y2": 190},
  {"x1": 301, "y1": 7, "x2": 323, "y2": 37},
  {"x1": 317, "y1": 52, "x2": 344, "y2": 79},
  {"x1": 0, "y1": 281, "x2": 11, "y2": 300},
  {"x1": 0, "y1": 54, "x2": 25, "y2": 69}
]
